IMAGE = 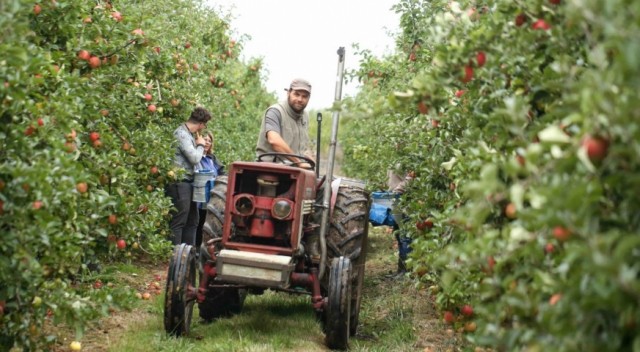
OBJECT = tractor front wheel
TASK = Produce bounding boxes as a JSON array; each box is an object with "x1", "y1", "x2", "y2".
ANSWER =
[
  {"x1": 164, "y1": 244, "x2": 197, "y2": 336},
  {"x1": 324, "y1": 256, "x2": 352, "y2": 350}
]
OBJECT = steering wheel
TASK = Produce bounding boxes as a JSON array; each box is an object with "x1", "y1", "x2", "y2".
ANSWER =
[{"x1": 257, "y1": 153, "x2": 316, "y2": 170}]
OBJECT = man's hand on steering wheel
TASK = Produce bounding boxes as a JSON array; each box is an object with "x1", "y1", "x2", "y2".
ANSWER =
[{"x1": 257, "y1": 152, "x2": 316, "y2": 170}]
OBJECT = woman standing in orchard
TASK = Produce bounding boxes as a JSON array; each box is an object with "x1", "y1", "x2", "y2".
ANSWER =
[{"x1": 195, "y1": 131, "x2": 225, "y2": 250}]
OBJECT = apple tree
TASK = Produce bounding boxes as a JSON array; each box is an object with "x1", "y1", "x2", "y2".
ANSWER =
[
  {"x1": 341, "y1": 0, "x2": 640, "y2": 350},
  {"x1": 0, "y1": 0, "x2": 271, "y2": 349}
]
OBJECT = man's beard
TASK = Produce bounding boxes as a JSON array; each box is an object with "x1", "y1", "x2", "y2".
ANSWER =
[{"x1": 288, "y1": 98, "x2": 307, "y2": 113}]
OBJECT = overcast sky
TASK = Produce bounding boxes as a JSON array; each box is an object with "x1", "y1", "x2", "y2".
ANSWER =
[{"x1": 204, "y1": 0, "x2": 400, "y2": 109}]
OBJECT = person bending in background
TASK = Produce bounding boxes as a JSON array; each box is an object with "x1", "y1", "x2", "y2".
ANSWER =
[
  {"x1": 195, "y1": 131, "x2": 225, "y2": 250},
  {"x1": 388, "y1": 169, "x2": 415, "y2": 276},
  {"x1": 165, "y1": 107, "x2": 211, "y2": 246},
  {"x1": 255, "y1": 78, "x2": 315, "y2": 168}
]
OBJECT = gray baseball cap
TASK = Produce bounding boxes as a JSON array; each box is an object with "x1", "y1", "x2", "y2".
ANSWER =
[{"x1": 287, "y1": 78, "x2": 311, "y2": 93}]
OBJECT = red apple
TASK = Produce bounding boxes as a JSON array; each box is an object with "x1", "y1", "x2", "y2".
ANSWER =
[
  {"x1": 88, "y1": 56, "x2": 101, "y2": 68},
  {"x1": 92, "y1": 139, "x2": 102, "y2": 148},
  {"x1": 409, "y1": 52, "x2": 417, "y2": 62},
  {"x1": 550, "y1": 0, "x2": 561, "y2": 4},
  {"x1": 37, "y1": 118, "x2": 44, "y2": 126},
  {"x1": 116, "y1": 239, "x2": 126, "y2": 250},
  {"x1": 144, "y1": 93, "x2": 152, "y2": 101},
  {"x1": 476, "y1": 51, "x2": 486, "y2": 67},
  {"x1": 532, "y1": 19, "x2": 551, "y2": 30},
  {"x1": 150, "y1": 166, "x2": 159, "y2": 174},
  {"x1": 24, "y1": 126, "x2": 35, "y2": 136},
  {"x1": 100, "y1": 109, "x2": 109, "y2": 117},
  {"x1": 423, "y1": 219, "x2": 434, "y2": 229},
  {"x1": 417, "y1": 101, "x2": 429, "y2": 115},
  {"x1": 582, "y1": 135, "x2": 609, "y2": 162},
  {"x1": 131, "y1": 28, "x2": 144, "y2": 36},
  {"x1": 108, "y1": 214, "x2": 118, "y2": 225},
  {"x1": 549, "y1": 293, "x2": 562, "y2": 305},
  {"x1": 461, "y1": 304, "x2": 474, "y2": 317},
  {"x1": 416, "y1": 221, "x2": 427, "y2": 231},
  {"x1": 76, "y1": 182, "x2": 88, "y2": 194},
  {"x1": 34, "y1": 4, "x2": 42, "y2": 15},
  {"x1": 443, "y1": 311, "x2": 455, "y2": 324},
  {"x1": 462, "y1": 65, "x2": 474, "y2": 83},
  {"x1": 32, "y1": 200, "x2": 43, "y2": 210},
  {"x1": 153, "y1": 47, "x2": 161, "y2": 54},
  {"x1": 504, "y1": 202, "x2": 517, "y2": 219},
  {"x1": 89, "y1": 132, "x2": 100, "y2": 142},
  {"x1": 552, "y1": 226, "x2": 571, "y2": 242},
  {"x1": 147, "y1": 104, "x2": 157, "y2": 113},
  {"x1": 455, "y1": 90, "x2": 465, "y2": 98},
  {"x1": 77, "y1": 50, "x2": 90, "y2": 61},
  {"x1": 544, "y1": 243, "x2": 555, "y2": 254},
  {"x1": 93, "y1": 280, "x2": 103, "y2": 289},
  {"x1": 515, "y1": 14, "x2": 526, "y2": 27},
  {"x1": 431, "y1": 119, "x2": 439, "y2": 128},
  {"x1": 487, "y1": 256, "x2": 496, "y2": 271},
  {"x1": 184, "y1": 42, "x2": 191, "y2": 49},
  {"x1": 64, "y1": 141, "x2": 76, "y2": 153},
  {"x1": 111, "y1": 11, "x2": 122, "y2": 22}
]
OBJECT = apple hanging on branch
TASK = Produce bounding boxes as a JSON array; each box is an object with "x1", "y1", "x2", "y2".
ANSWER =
[{"x1": 581, "y1": 135, "x2": 609, "y2": 162}]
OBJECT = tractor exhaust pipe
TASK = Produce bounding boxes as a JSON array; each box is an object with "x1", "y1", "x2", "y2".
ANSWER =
[
  {"x1": 318, "y1": 47, "x2": 346, "y2": 280},
  {"x1": 316, "y1": 112, "x2": 322, "y2": 177}
]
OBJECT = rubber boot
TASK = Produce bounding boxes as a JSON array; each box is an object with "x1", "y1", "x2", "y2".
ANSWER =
[{"x1": 397, "y1": 257, "x2": 408, "y2": 276}]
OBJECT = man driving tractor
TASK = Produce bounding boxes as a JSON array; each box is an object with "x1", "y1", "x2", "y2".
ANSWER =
[{"x1": 255, "y1": 78, "x2": 315, "y2": 169}]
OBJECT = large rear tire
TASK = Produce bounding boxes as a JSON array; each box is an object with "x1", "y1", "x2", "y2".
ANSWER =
[
  {"x1": 200, "y1": 175, "x2": 228, "y2": 270},
  {"x1": 325, "y1": 256, "x2": 352, "y2": 350},
  {"x1": 164, "y1": 244, "x2": 197, "y2": 336},
  {"x1": 326, "y1": 183, "x2": 370, "y2": 336}
]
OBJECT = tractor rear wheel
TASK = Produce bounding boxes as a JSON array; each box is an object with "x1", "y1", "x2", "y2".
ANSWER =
[
  {"x1": 200, "y1": 175, "x2": 228, "y2": 270},
  {"x1": 164, "y1": 244, "x2": 197, "y2": 336},
  {"x1": 325, "y1": 256, "x2": 352, "y2": 350},
  {"x1": 326, "y1": 182, "x2": 370, "y2": 336}
]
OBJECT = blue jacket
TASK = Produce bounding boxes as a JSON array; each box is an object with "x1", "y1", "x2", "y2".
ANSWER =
[{"x1": 197, "y1": 154, "x2": 224, "y2": 208}]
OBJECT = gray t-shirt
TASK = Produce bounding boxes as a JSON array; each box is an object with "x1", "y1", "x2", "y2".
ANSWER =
[{"x1": 264, "y1": 107, "x2": 283, "y2": 135}]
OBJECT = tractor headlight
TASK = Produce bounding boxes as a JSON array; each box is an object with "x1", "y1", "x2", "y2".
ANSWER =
[{"x1": 271, "y1": 199, "x2": 293, "y2": 220}]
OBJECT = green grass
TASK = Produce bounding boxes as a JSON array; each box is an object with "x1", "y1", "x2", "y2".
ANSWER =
[{"x1": 109, "y1": 292, "x2": 325, "y2": 352}]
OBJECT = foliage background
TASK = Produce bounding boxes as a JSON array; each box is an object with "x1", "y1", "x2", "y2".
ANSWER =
[
  {"x1": 0, "y1": 0, "x2": 272, "y2": 349},
  {"x1": 340, "y1": 0, "x2": 640, "y2": 350}
]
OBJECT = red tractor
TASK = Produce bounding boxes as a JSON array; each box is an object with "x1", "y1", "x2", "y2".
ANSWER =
[{"x1": 163, "y1": 48, "x2": 371, "y2": 350}]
